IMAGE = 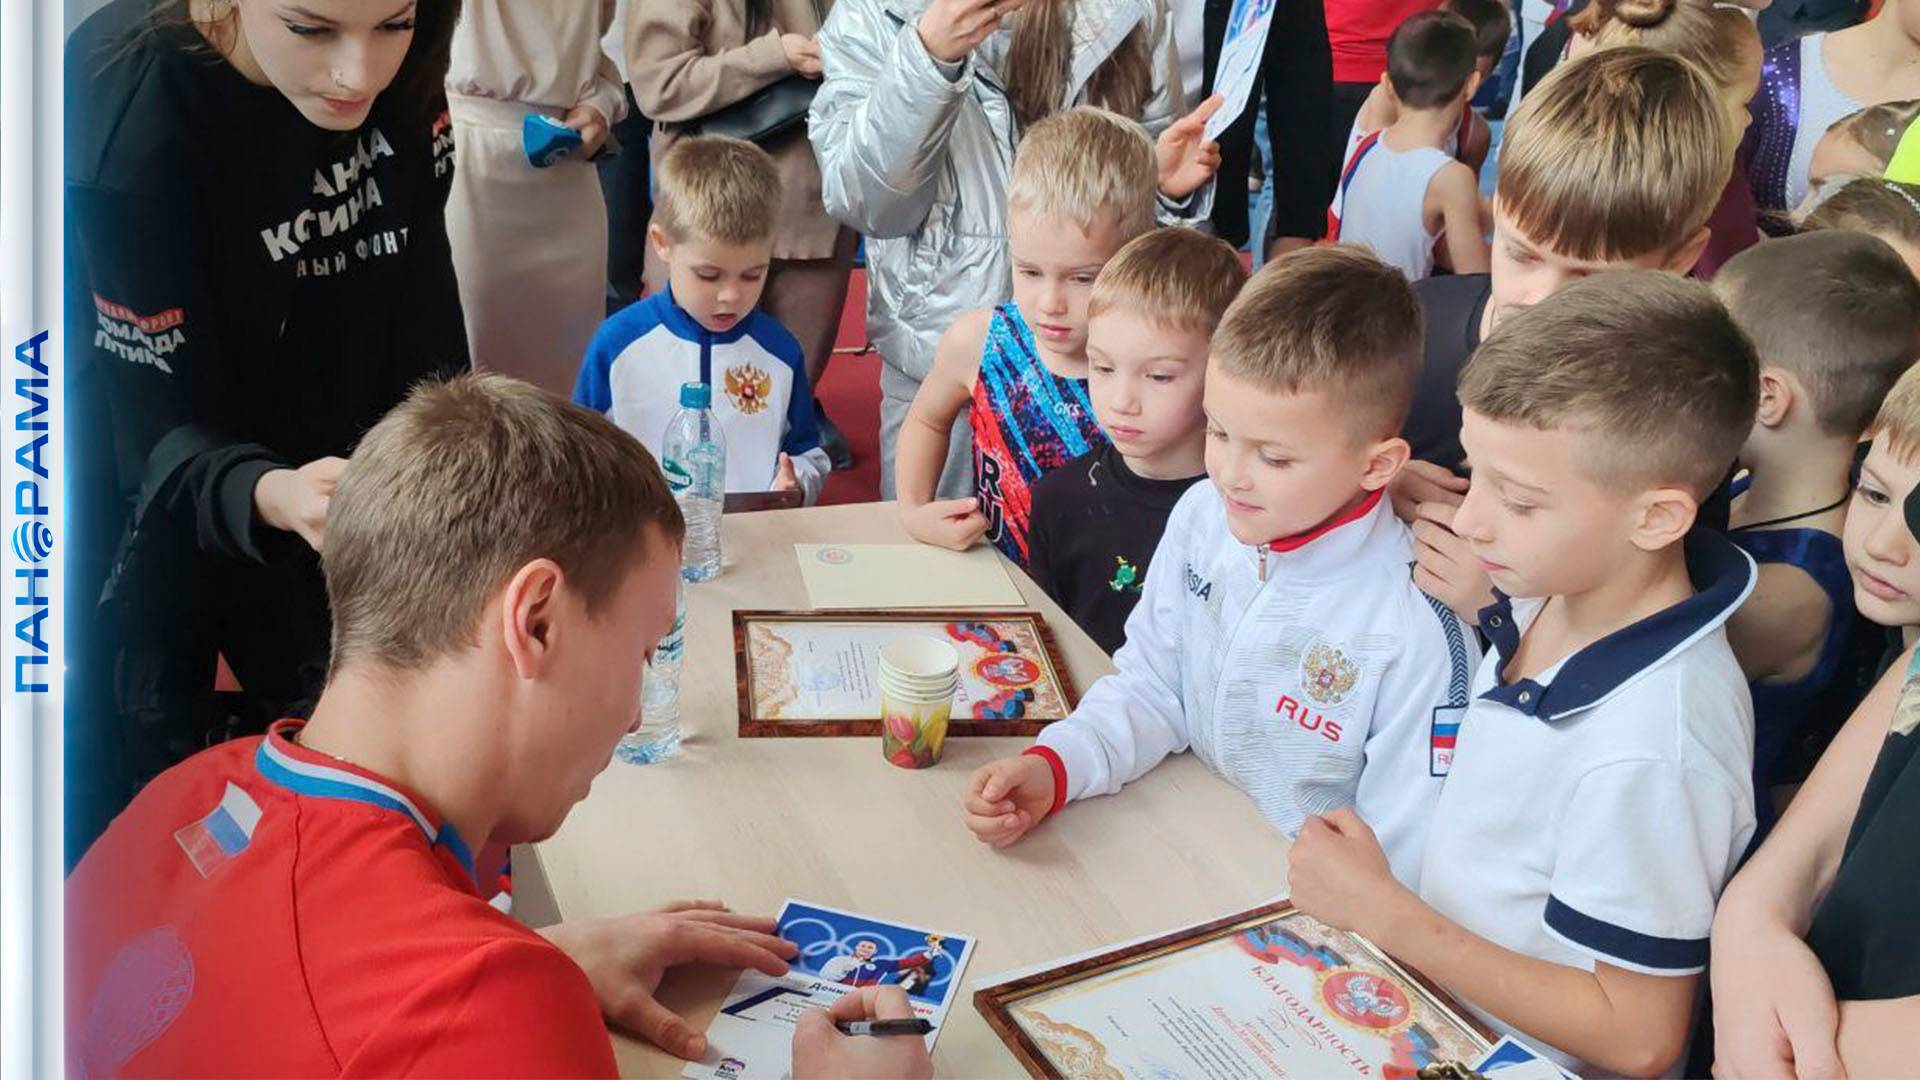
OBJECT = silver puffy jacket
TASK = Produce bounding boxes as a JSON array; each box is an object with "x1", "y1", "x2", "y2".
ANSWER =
[{"x1": 808, "y1": 0, "x2": 1198, "y2": 389}]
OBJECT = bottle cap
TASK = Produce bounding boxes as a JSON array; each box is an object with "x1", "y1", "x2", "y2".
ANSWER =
[{"x1": 679, "y1": 382, "x2": 711, "y2": 409}]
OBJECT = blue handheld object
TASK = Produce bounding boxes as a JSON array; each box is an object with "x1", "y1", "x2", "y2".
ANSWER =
[{"x1": 522, "y1": 113, "x2": 583, "y2": 168}]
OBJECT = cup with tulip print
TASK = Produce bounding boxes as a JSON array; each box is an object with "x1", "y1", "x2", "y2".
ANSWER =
[{"x1": 878, "y1": 636, "x2": 960, "y2": 769}]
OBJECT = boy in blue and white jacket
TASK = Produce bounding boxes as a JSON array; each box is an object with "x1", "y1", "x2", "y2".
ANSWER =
[
  {"x1": 963, "y1": 247, "x2": 1475, "y2": 889},
  {"x1": 573, "y1": 136, "x2": 829, "y2": 502}
]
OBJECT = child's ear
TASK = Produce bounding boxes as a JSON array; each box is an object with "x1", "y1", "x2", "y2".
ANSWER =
[
  {"x1": 1360, "y1": 436, "x2": 1412, "y2": 493},
  {"x1": 1629, "y1": 487, "x2": 1699, "y2": 552},
  {"x1": 647, "y1": 223, "x2": 675, "y2": 265},
  {"x1": 1666, "y1": 228, "x2": 1712, "y2": 275},
  {"x1": 1756, "y1": 367, "x2": 1795, "y2": 429},
  {"x1": 1460, "y1": 70, "x2": 1483, "y2": 106}
]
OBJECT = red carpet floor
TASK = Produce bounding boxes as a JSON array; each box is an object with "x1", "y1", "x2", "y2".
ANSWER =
[{"x1": 817, "y1": 269, "x2": 883, "y2": 506}]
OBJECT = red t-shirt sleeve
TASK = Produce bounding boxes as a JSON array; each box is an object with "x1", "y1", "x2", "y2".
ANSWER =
[{"x1": 342, "y1": 938, "x2": 617, "y2": 1078}]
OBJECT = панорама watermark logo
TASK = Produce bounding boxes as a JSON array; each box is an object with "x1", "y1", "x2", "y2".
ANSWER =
[{"x1": 11, "y1": 330, "x2": 51, "y2": 692}]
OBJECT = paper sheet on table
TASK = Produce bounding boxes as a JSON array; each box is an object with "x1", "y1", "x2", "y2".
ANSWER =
[
  {"x1": 1205, "y1": 0, "x2": 1279, "y2": 140},
  {"x1": 795, "y1": 544, "x2": 1025, "y2": 609},
  {"x1": 683, "y1": 899, "x2": 977, "y2": 1080}
]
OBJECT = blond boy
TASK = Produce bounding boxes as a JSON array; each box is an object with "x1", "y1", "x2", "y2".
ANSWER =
[
  {"x1": 1290, "y1": 271, "x2": 1761, "y2": 1076},
  {"x1": 575, "y1": 136, "x2": 830, "y2": 503},
  {"x1": 1027, "y1": 228, "x2": 1249, "y2": 653},
  {"x1": 896, "y1": 107, "x2": 1157, "y2": 566},
  {"x1": 1396, "y1": 46, "x2": 1736, "y2": 617},
  {"x1": 965, "y1": 248, "x2": 1476, "y2": 894}
]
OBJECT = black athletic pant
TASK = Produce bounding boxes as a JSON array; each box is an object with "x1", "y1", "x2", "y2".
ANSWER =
[
  {"x1": 599, "y1": 84, "x2": 654, "y2": 312},
  {"x1": 1202, "y1": 0, "x2": 1336, "y2": 248}
]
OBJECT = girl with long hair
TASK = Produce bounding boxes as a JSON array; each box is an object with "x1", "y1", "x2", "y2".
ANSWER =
[
  {"x1": 65, "y1": 0, "x2": 469, "y2": 847},
  {"x1": 809, "y1": 0, "x2": 1222, "y2": 498}
]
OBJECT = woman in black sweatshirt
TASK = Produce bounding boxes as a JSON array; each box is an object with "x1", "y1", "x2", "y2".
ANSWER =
[{"x1": 65, "y1": 0, "x2": 469, "y2": 851}]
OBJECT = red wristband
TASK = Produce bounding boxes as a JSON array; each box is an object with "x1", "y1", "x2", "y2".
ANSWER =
[{"x1": 1022, "y1": 745, "x2": 1069, "y2": 817}]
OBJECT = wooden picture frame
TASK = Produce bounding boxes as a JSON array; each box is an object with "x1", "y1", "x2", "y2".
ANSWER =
[
  {"x1": 975, "y1": 901, "x2": 1494, "y2": 1079},
  {"x1": 733, "y1": 609, "x2": 1079, "y2": 737}
]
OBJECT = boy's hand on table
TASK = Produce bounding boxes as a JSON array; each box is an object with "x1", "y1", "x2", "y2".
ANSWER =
[
  {"x1": 964, "y1": 754, "x2": 1056, "y2": 847},
  {"x1": 1388, "y1": 459, "x2": 1468, "y2": 522},
  {"x1": 539, "y1": 900, "x2": 799, "y2": 1061},
  {"x1": 1411, "y1": 501, "x2": 1494, "y2": 625},
  {"x1": 902, "y1": 497, "x2": 988, "y2": 551},
  {"x1": 1709, "y1": 908, "x2": 1844, "y2": 1080},
  {"x1": 1286, "y1": 809, "x2": 1411, "y2": 943},
  {"x1": 773, "y1": 453, "x2": 799, "y2": 492},
  {"x1": 792, "y1": 986, "x2": 934, "y2": 1079}
]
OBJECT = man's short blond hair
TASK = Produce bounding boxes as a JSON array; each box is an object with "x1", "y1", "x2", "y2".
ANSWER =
[
  {"x1": 1497, "y1": 47, "x2": 1730, "y2": 262},
  {"x1": 653, "y1": 135, "x2": 782, "y2": 245},
  {"x1": 1007, "y1": 106, "x2": 1158, "y2": 240},
  {"x1": 1088, "y1": 229, "x2": 1248, "y2": 335},
  {"x1": 323, "y1": 374, "x2": 685, "y2": 675},
  {"x1": 1210, "y1": 245, "x2": 1424, "y2": 442},
  {"x1": 1867, "y1": 363, "x2": 1920, "y2": 464},
  {"x1": 1459, "y1": 270, "x2": 1758, "y2": 498}
]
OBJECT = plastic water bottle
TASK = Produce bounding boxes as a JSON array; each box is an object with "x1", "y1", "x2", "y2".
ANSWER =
[
  {"x1": 662, "y1": 381, "x2": 725, "y2": 583},
  {"x1": 619, "y1": 578, "x2": 685, "y2": 764}
]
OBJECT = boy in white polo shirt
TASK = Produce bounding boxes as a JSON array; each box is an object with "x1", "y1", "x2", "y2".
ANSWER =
[
  {"x1": 961, "y1": 247, "x2": 1477, "y2": 890},
  {"x1": 1288, "y1": 270, "x2": 1761, "y2": 1077}
]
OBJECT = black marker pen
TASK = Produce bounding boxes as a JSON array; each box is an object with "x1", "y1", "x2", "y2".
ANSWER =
[{"x1": 834, "y1": 1018, "x2": 934, "y2": 1037}]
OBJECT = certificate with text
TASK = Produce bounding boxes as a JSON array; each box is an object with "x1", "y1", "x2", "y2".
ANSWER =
[
  {"x1": 977, "y1": 903, "x2": 1490, "y2": 1079},
  {"x1": 733, "y1": 610, "x2": 1076, "y2": 737}
]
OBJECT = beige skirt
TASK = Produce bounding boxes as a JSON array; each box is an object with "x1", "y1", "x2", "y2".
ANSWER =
[{"x1": 446, "y1": 93, "x2": 608, "y2": 398}]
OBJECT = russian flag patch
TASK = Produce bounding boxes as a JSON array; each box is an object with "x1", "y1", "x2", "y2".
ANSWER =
[
  {"x1": 173, "y1": 782, "x2": 262, "y2": 878},
  {"x1": 1430, "y1": 705, "x2": 1464, "y2": 777}
]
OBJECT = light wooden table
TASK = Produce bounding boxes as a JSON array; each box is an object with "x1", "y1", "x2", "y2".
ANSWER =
[{"x1": 518, "y1": 502, "x2": 1292, "y2": 1078}]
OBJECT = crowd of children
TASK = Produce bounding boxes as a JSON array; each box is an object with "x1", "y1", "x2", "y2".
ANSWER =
[
  {"x1": 65, "y1": 0, "x2": 1920, "y2": 1074},
  {"x1": 963, "y1": 3, "x2": 1920, "y2": 1073}
]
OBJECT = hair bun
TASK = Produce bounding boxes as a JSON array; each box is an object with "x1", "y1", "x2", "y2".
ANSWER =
[{"x1": 1602, "y1": 0, "x2": 1678, "y2": 28}]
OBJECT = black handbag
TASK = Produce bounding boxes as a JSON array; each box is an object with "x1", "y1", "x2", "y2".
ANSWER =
[
  {"x1": 687, "y1": 0, "x2": 827, "y2": 145},
  {"x1": 688, "y1": 74, "x2": 819, "y2": 145}
]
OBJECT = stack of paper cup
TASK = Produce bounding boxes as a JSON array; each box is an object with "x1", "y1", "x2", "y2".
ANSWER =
[{"x1": 878, "y1": 636, "x2": 961, "y2": 769}]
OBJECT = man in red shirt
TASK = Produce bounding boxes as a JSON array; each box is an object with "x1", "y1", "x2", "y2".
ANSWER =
[{"x1": 67, "y1": 374, "x2": 929, "y2": 1079}]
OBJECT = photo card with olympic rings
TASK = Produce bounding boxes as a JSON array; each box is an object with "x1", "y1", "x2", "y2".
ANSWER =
[{"x1": 683, "y1": 899, "x2": 977, "y2": 1080}]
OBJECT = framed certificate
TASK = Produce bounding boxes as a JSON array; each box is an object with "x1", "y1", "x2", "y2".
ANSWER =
[
  {"x1": 976, "y1": 902, "x2": 1493, "y2": 1079},
  {"x1": 733, "y1": 609, "x2": 1078, "y2": 737}
]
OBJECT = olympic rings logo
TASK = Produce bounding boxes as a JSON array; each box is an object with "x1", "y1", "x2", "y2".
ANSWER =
[{"x1": 781, "y1": 916, "x2": 956, "y2": 996}]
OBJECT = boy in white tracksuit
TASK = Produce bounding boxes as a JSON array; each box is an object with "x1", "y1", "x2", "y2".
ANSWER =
[{"x1": 964, "y1": 247, "x2": 1474, "y2": 888}]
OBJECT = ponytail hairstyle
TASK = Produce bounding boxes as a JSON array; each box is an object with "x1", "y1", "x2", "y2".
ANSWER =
[
  {"x1": 1569, "y1": 0, "x2": 1759, "y2": 152},
  {"x1": 1006, "y1": 0, "x2": 1157, "y2": 133},
  {"x1": 1830, "y1": 100, "x2": 1920, "y2": 172}
]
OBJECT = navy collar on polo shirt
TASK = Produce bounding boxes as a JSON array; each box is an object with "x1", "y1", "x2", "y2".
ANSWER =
[
  {"x1": 1475, "y1": 530, "x2": 1757, "y2": 721},
  {"x1": 654, "y1": 284, "x2": 757, "y2": 346}
]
